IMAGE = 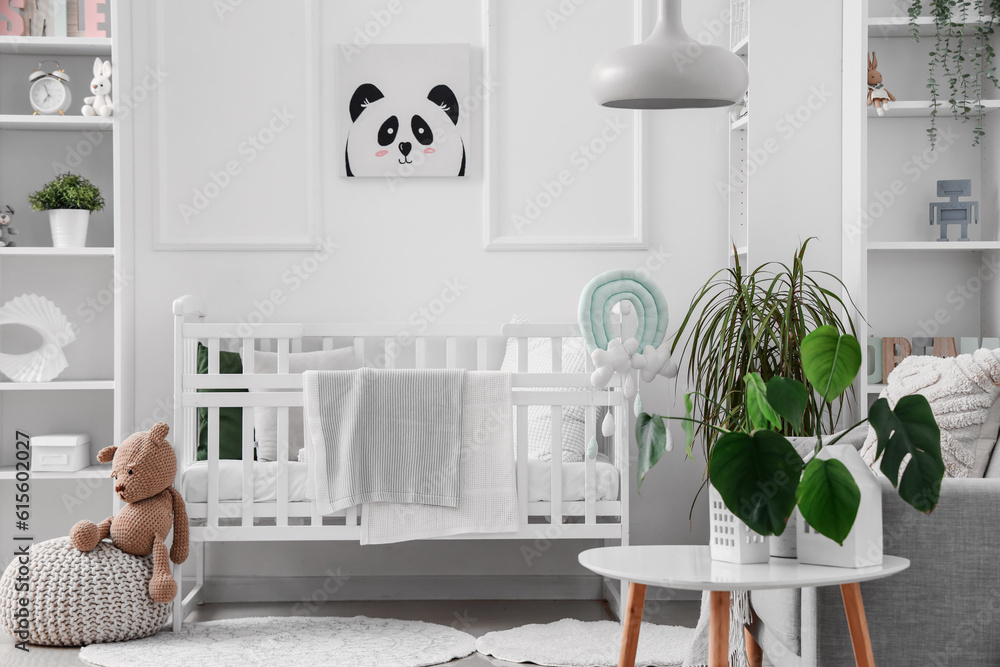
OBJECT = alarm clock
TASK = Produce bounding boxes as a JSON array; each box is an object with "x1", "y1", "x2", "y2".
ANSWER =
[{"x1": 29, "y1": 61, "x2": 72, "y2": 116}]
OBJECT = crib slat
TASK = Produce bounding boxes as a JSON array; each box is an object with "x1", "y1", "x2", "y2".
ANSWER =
[
  {"x1": 550, "y1": 406, "x2": 563, "y2": 525},
  {"x1": 322, "y1": 337, "x2": 334, "y2": 351},
  {"x1": 242, "y1": 338, "x2": 255, "y2": 526},
  {"x1": 416, "y1": 338, "x2": 428, "y2": 369},
  {"x1": 550, "y1": 338, "x2": 563, "y2": 525},
  {"x1": 384, "y1": 337, "x2": 396, "y2": 369},
  {"x1": 207, "y1": 339, "x2": 220, "y2": 530},
  {"x1": 477, "y1": 337, "x2": 488, "y2": 370},
  {"x1": 354, "y1": 337, "x2": 366, "y2": 367},
  {"x1": 446, "y1": 337, "x2": 457, "y2": 369},
  {"x1": 585, "y1": 406, "x2": 597, "y2": 525},
  {"x1": 345, "y1": 505, "x2": 357, "y2": 527},
  {"x1": 516, "y1": 337, "x2": 529, "y2": 525},
  {"x1": 277, "y1": 339, "x2": 290, "y2": 527}
]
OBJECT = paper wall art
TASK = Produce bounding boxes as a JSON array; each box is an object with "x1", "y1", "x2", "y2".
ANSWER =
[
  {"x1": 0, "y1": 293, "x2": 75, "y2": 382},
  {"x1": 337, "y1": 44, "x2": 471, "y2": 178}
]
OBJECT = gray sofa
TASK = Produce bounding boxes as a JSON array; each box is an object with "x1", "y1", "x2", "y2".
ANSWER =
[{"x1": 749, "y1": 477, "x2": 1000, "y2": 666}]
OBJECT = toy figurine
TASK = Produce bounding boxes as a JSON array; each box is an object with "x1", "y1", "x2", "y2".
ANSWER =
[
  {"x1": 867, "y1": 52, "x2": 895, "y2": 117},
  {"x1": 930, "y1": 180, "x2": 978, "y2": 242},
  {"x1": 0, "y1": 206, "x2": 17, "y2": 248}
]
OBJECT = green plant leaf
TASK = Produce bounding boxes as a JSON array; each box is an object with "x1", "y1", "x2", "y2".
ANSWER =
[
  {"x1": 708, "y1": 430, "x2": 804, "y2": 536},
  {"x1": 868, "y1": 395, "x2": 944, "y2": 513},
  {"x1": 636, "y1": 413, "x2": 667, "y2": 492},
  {"x1": 682, "y1": 393, "x2": 696, "y2": 461},
  {"x1": 796, "y1": 457, "x2": 861, "y2": 545},
  {"x1": 27, "y1": 172, "x2": 105, "y2": 213},
  {"x1": 745, "y1": 373, "x2": 781, "y2": 431},
  {"x1": 800, "y1": 325, "x2": 862, "y2": 402},
  {"x1": 765, "y1": 377, "x2": 808, "y2": 431}
]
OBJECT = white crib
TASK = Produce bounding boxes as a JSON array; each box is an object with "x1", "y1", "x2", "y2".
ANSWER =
[{"x1": 170, "y1": 295, "x2": 631, "y2": 629}]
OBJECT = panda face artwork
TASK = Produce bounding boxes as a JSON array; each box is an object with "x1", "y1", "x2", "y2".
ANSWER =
[{"x1": 345, "y1": 83, "x2": 466, "y2": 178}]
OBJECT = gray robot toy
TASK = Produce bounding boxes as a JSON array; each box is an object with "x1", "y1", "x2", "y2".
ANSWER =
[
  {"x1": 0, "y1": 206, "x2": 17, "y2": 248},
  {"x1": 930, "y1": 180, "x2": 978, "y2": 242}
]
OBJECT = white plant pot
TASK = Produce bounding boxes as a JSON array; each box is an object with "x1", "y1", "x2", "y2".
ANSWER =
[
  {"x1": 796, "y1": 444, "x2": 883, "y2": 568},
  {"x1": 709, "y1": 485, "x2": 769, "y2": 564},
  {"x1": 49, "y1": 209, "x2": 90, "y2": 248},
  {"x1": 770, "y1": 509, "x2": 798, "y2": 558}
]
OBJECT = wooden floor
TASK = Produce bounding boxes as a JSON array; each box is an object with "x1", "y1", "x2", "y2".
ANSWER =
[{"x1": 0, "y1": 599, "x2": 703, "y2": 666}]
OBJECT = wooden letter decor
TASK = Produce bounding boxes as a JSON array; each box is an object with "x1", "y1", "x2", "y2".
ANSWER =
[
  {"x1": 932, "y1": 337, "x2": 957, "y2": 358},
  {"x1": 881, "y1": 336, "x2": 957, "y2": 383},
  {"x1": 0, "y1": 0, "x2": 26, "y2": 36},
  {"x1": 882, "y1": 337, "x2": 911, "y2": 384}
]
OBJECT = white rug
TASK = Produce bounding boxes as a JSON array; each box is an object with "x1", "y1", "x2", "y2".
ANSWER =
[
  {"x1": 79, "y1": 616, "x2": 476, "y2": 667},
  {"x1": 476, "y1": 618, "x2": 695, "y2": 667}
]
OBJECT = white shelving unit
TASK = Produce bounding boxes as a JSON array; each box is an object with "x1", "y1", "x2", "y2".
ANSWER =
[
  {"x1": 0, "y1": 7, "x2": 134, "y2": 566},
  {"x1": 729, "y1": 0, "x2": 749, "y2": 267},
  {"x1": 0, "y1": 464, "x2": 111, "y2": 480},
  {"x1": 844, "y1": 2, "x2": 1000, "y2": 406}
]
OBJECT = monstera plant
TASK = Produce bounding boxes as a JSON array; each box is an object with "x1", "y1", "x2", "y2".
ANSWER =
[{"x1": 638, "y1": 325, "x2": 945, "y2": 544}]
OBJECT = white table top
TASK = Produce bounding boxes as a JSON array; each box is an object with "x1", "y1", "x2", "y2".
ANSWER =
[{"x1": 579, "y1": 545, "x2": 909, "y2": 591}]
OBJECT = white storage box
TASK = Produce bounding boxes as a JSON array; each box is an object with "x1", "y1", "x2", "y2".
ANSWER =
[{"x1": 30, "y1": 434, "x2": 91, "y2": 472}]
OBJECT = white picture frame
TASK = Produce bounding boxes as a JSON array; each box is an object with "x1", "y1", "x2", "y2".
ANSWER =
[
  {"x1": 481, "y1": 0, "x2": 647, "y2": 251},
  {"x1": 150, "y1": 1, "x2": 322, "y2": 250}
]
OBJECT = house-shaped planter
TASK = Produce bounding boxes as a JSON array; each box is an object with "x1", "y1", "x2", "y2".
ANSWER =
[{"x1": 796, "y1": 444, "x2": 883, "y2": 568}]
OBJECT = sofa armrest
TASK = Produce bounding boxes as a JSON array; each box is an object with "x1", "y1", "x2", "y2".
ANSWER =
[{"x1": 809, "y1": 478, "x2": 1000, "y2": 665}]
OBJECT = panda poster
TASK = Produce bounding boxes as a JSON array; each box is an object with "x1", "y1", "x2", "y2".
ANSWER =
[{"x1": 337, "y1": 44, "x2": 471, "y2": 178}]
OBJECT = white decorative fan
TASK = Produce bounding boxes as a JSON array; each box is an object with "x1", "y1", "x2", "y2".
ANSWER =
[{"x1": 0, "y1": 294, "x2": 76, "y2": 383}]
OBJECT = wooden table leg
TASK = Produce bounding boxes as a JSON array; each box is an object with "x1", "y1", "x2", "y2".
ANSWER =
[
  {"x1": 618, "y1": 582, "x2": 646, "y2": 667},
  {"x1": 841, "y1": 582, "x2": 876, "y2": 667},
  {"x1": 745, "y1": 626, "x2": 763, "y2": 667},
  {"x1": 708, "y1": 590, "x2": 730, "y2": 667}
]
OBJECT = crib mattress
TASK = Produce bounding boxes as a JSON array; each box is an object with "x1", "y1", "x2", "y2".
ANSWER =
[{"x1": 181, "y1": 459, "x2": 619, "y2": 504}]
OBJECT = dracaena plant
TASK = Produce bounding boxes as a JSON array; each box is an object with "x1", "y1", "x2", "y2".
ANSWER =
[{"x1": 637, "y1": 326, "x2": 945, "y2": 545}]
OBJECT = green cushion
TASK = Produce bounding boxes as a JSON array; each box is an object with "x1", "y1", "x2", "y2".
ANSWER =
[{"x1": 197, "y1": 344, "x2": 252, "y2": 461}]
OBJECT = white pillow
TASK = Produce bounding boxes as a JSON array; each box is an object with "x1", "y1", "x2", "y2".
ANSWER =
[
  {"x1": 501, "y1": 317, "x2": 588, "y2": 462},
  {"x1": 247, "y1": 347, "x2": 359, "y2": 461}
]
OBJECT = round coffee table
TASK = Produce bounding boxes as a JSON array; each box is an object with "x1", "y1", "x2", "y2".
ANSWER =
[{"x1": 579, "y1": 545, "x2": 909, "y2": 667}]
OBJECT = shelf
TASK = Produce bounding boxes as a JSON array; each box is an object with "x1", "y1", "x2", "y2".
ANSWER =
[
  {"x1": 0, "y1": 464, "x2": 111, "y2": 481},
  {"x1": 868, "y1": 384, "x2": 887, "y2": 394},
  {"x1": 731, "y1": 115, "x2": 748, "y2": 131},
  {"x1": 735, "y1": 245, "x2": 748, "y2": 255},
  {"x1": 0, "y1": 380, "x2": 115, "y2": 391},
  {"x1": 868, "y1": 99, "x2": 1000, "y2": 117},
  {"x1": 0, "y1": 115, "x2": 113, "y2": 131},
  {"x1": 731, "y1": 35, "x2": 749, "y2": 57},
  {"x1": 868, "y1": 15, "x2": 995, "y2": 38},
  {"x1": 0, "y1": 247, "x2": 114, "y2": 256},
  {"x1": 868, "y1": 241, "x2": 1000, "y2": 250},
  {"x1": 0, "y1": 36, "x2": 112, "y2": 56}
]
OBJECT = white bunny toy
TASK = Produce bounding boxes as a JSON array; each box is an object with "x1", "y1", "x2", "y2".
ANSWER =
[{"x1": 82, "y1": 58, "x2": 113, "y2": 117}]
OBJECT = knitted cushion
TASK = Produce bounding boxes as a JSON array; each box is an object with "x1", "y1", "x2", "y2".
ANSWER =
[{"x1": 0, "y1": 537, "x2": 169, "y2": 646}]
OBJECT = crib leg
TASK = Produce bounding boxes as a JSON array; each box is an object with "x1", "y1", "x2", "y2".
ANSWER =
[{"x1": 172, "y1": 559, "x2": 183, "y2": 631}]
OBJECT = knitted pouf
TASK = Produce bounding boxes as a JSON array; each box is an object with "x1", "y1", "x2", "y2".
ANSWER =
[{"x1": 0, "y1": 536, "x2": 169, "y2": 646}]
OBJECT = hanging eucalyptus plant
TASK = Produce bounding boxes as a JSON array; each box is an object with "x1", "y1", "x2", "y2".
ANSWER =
[{"x1": 909, "y1": 0, "x2": 1000, "y2": 147}]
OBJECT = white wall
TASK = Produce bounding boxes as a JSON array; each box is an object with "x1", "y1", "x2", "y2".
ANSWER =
[
  {"x1": 126, "y1": 0, "x2": 745, "y2": 581},
  {"x1": 748, "y1": 0, "x2": 845, "y2": 274}
]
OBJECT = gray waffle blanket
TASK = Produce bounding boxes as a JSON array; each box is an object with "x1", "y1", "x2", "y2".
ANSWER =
[{"x1": 304, "y1": 367, "x2": 465, "y2": 514}]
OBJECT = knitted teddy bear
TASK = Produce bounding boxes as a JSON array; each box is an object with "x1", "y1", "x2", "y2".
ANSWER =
[{"x1": 70, "y1": 422, "x2": 189, "y2": 603}]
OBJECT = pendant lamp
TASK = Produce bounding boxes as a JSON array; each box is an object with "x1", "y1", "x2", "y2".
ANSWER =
[{"x1": 591, "y1": 0, "x2": 749, "y2": 109}]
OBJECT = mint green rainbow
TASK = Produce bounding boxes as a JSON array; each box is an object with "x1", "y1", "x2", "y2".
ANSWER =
[{"x1": 578, "y1": 269, "x2": 668, "y2": 354}]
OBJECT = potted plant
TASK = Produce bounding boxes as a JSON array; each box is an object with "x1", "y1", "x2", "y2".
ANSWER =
[
  {"x1": 28, "y1": 173, "x2": 105, "y2": 248},
  {"x1": 907, "y1": 1, "x2": 1000, "y2": 147},
  {"x1": 639, "y1": 324, "x2": 944, "y2": 566},
  {"x1": 640, "y1": 242, "x2": 856, "y2": 500}
]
